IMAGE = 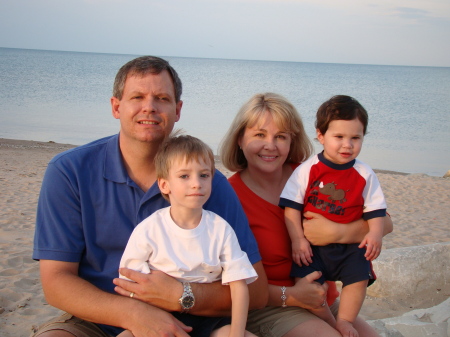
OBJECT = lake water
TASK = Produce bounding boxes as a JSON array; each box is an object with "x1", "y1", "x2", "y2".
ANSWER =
[{"x1": 1, "y1": 47, "x2": 449, "y2": 176}]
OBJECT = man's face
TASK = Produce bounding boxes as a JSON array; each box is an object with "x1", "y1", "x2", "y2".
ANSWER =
[{"x1": 111, "y1": 70, "x2": 182, "y2": 145}]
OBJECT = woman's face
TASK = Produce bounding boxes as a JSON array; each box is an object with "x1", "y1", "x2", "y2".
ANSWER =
[{"x1": 238, "y1": 111, "x2": 292, "y2": 174}]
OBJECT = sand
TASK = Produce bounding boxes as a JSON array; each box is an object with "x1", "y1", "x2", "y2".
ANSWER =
[{"x1": 1, "y1": 138, "x2": 449, "y2": 337}]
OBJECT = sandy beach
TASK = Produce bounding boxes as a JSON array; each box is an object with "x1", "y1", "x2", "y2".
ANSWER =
[{"x1": 1, "y1": 138, "x2": 449, "y2": 337}]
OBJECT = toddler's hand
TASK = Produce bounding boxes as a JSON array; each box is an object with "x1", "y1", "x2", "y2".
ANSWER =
[
  {"x1": 292, "y1": 237, "x2": 313, "y2": 266},
  {"x1": 359, "y1": 232, "x2": 382, "y2": 261}
]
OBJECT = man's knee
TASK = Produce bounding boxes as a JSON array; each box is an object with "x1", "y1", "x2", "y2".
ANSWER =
[
  {"x1": 31, "y1": 313, "x2": 110, "y2": 337},
  {"x1": 33, "y1": 330, "x2": 77, "y2": 337}
]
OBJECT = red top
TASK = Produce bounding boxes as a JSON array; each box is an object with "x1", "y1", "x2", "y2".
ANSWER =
[{"x1": 229, "y1": 171, "x2": 339, "y2": 305}]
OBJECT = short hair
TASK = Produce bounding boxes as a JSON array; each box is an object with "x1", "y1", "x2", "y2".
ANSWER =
[
  {"x1": 112, "y1": 56, "x2": 182, "y2": 102},
  {"x1": 220, "y1": 92, "x2": 313, "y2": 172},
  {"x1": 155, "y1": 133, "x2": 215, "y2": 201},
  {"x1": 315, "y1": 95, "x2": 369, "y2": 135}
]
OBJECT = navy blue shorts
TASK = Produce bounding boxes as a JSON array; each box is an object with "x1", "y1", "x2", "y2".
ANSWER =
[
  {"x1": 290, "y1": 243, "x2": 376, "y2": 287},
  {"x1": 171, "y1": 313, "x2": 231, "y2": 337}
]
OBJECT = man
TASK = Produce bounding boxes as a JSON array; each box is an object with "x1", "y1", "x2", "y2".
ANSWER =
[{"x1": 32, "y1": 56, "x2": 268, "y2": 337}]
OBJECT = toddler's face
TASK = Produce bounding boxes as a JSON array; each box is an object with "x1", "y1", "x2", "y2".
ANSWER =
[{"x1": 317, "y1": 118, "x2": 364, "y2": 165}]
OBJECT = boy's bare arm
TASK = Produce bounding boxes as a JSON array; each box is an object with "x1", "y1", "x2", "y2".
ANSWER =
[{"x1": 229, "y1": 280, "x2": 250, "y2": 337}]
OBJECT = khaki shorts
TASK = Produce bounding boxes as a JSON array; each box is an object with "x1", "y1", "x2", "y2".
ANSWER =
[
  {"x1": 31, "y1": 313, "x2": 112, "y2": 337},
  {"x1": 246, "y1": 302, "x2": 339, "y2": 337}
]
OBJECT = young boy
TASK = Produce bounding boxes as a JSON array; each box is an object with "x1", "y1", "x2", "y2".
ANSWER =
[
  {"x1": 118, "y1": 134, "x2": 258, "y2": 337},
  {"x1": 279, "y1": 95, "x2": 387, "y2": 337}
]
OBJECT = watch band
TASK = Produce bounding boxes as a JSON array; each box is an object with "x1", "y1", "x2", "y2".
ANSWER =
[{"x1": 179, "y1": 282, "x2": 195, "y2": 313}]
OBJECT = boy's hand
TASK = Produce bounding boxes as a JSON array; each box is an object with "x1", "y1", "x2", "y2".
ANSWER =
[
  {"x1": 359, "y1": 232, "x2": 382, "y2": 261},
  {"x1": 292, "y1": 237, "x2": 313, "y2": 266}
]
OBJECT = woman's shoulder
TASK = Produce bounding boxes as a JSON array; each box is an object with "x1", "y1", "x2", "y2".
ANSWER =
[
  {"x1": 227, "y1": 171, "x2": 241, "y2": 186},
  {"x1": 289, "y1": 162, "x2": 301, "y2": 170}
]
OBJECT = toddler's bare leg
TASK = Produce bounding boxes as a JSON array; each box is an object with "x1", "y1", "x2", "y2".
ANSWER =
[{"x1": 336, "y1": 280, "x2": 368, "y2": 337}]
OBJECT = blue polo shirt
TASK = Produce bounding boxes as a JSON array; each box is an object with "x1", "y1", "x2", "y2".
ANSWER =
[{"x1": 33, "y1": 134, "x2": 260, "y2": 335}]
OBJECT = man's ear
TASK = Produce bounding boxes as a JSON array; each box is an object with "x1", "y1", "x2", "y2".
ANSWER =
[
  {"x1": 111, "y1": 97, "x2": 120, "y2": 119},
  {"x1": 175, "y1": 100, "x2": 183, "y2": 122},
  {"x1": 158, "y1": 178, "x2": 170, "y2": 195}
]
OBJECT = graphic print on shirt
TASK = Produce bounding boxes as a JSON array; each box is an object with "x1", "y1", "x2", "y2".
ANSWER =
[
  {"x1": 306, "y1": 180, "x2": 349, "y2": 216},
  {"x1": 319, "y1": 181, "x2": 347, "y2": 203}
]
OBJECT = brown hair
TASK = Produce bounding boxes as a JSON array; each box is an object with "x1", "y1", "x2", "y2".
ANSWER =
[
  {"x1": 316, "y1": 95, "x2": 369, "y2": 135},
  {"x1": 113, "y1": 56, "x2": 182, "y2": 102},
  {"x1": 220, "y1": 92, "x2": 313, "y2": 172}
]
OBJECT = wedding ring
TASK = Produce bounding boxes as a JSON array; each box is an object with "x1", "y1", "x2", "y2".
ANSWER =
[
  {"x1": 130, "y1": 292, "x2": 135, "y2": 298},
  {"x1": 321, "y1": 300, "x2": 326, "y2": 307}
]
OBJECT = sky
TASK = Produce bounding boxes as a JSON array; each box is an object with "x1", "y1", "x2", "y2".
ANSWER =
[{"x1": 0, "y1": 0, "x2": 449, "y2": 67}]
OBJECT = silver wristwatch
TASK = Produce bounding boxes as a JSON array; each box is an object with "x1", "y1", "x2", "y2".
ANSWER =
[{"x1": 179, "y1": 282, "x2": 195, "y2": 313}]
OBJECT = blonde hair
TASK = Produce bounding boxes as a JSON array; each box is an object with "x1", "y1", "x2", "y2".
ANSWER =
[
  {"x1": 219, "y1": 92, "x2": 313, "y2": 172},
  {"x1": 155, "y1": 133, "x2": 215, "y2": 200}
]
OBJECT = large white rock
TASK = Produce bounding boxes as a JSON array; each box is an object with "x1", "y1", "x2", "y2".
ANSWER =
[
  {"x1": 366, "y1": 243, "x2": 450, "y2": 336},
  {"x1": 368, "y1": 297, "x2": 450, "y2": 337},
  {"x1": 368, "y1": 242, "x2": 450, "y2": 299}
]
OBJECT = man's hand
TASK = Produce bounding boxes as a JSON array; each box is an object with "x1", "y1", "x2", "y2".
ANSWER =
[
  {"x1": 40, "y1": 260, "x2": 190, "y2": 337},
  {"x1": 125, "y1": 304, "x2": 192, "y2": 337},
  {"x1": 114, "y1": 268, "x2": 182, "y2": 312}
]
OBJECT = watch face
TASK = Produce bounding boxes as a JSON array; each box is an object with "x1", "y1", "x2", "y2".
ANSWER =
[{"x1": 182, "y1": 295, "x2": 195, "y2": 309}]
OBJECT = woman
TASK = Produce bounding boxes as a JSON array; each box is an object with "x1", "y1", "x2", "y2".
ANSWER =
[{"x1": 220, "y1": 93, "x2": 393, "y2": 337}]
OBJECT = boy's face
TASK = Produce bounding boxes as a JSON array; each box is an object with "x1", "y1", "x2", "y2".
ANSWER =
[
  {"x1": 158, "y1": 157, "x2": 213, "y2": 210},
  {"x1": 317, "y1": 118, "x2": 364, "y2": 165}
]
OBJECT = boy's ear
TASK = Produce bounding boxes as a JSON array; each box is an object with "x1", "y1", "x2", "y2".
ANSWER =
[
  {"x1": 158, "y1": 178, "x2": 170, "y2": 195},
  {"x1": 316, "y1": 129, "x2": 325, "y2": 145}
]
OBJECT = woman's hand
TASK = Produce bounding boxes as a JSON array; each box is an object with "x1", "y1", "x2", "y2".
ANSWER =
[
  {"x1": 285, "y1": 271, "x2": 328, "y2": 310},
  {"x1": 303, "y1": 211, "x2": 393, "y2": 246},
  {"x1": 303, "y1": 211, "x2": 350, "y2": 246}
]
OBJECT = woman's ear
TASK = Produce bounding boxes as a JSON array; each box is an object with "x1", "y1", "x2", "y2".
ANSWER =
[{"x1": 237, "y1": 136, "x2": 242, "y2": 150}]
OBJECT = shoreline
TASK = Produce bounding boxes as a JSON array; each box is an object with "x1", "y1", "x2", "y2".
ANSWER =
[
  {"x1": 1, "y1": 138, "x2": 449, "y2": 336},
  {"x1": 3, "y1": 137, "x2": 444, "y2": 177}
]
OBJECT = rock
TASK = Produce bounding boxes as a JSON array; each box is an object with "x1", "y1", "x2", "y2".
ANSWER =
[
  {"x1": 367, "y1": 243, "x2": 450, "y2": 300},
  {"x1": 368, "y1": 298, "x2": 450, "y2": 337},
  {"x1": 366, "y1": 243, "x2": 450, "y2": 336}
]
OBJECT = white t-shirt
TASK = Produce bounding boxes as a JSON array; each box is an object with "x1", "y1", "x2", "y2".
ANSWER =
[{"x1": 119, "y1": 207, "x2": 258, "y2": 285}]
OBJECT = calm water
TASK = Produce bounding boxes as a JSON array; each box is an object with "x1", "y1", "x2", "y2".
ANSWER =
[{"x1": 1, "y1": 47, "x2": 449, "y2": 176}]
